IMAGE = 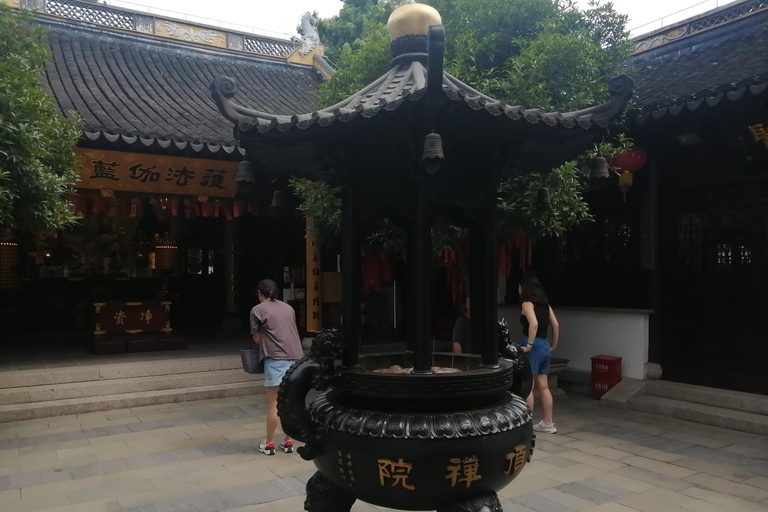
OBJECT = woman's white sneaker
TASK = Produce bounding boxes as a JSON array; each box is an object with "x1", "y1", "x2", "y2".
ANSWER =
[
  {"x1": 533, "y1": 421, "x2": 557, "y2": 434},
  {"x1": 258, "y1": 441, "x2": 276, "y2": 455}
]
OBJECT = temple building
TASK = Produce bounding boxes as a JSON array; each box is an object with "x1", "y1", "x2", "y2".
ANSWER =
[
  {"x1": 534, "y1": 0, "x2": 768, "y2": 395},
  {"x1": 2, "y1": 0, "x2": 767, "y2": 399},
  {"x1": 0, "y1": 0, "x2": 329, "y2": 351}
]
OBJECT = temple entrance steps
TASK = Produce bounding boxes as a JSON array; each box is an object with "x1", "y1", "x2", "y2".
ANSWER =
[
  {"x1": 0, "y1": 356, "x2": 263, "y2": 422},
  {"x1": 601, "y1": 379, "x2": 768, "y2": 436}
]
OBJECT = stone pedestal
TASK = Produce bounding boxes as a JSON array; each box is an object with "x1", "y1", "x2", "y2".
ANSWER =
[{"x1": 533, "y1": 358, "x2": 568, "y2": 400}]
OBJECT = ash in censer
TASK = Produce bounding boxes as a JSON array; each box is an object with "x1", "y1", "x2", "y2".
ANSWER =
[{"x1": 372, "y1": 365, "x2": 461, "y2": 374}]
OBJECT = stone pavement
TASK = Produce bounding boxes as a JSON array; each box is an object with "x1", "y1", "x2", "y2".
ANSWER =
[{"x1": 1, "y1": 393, "x2": 767, "y2": 512}]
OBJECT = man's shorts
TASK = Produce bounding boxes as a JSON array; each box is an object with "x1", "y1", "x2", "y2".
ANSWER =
[
  {"x1": 264, "y1": 358, "x2": 299, "y2": 387},
  {"x1": 520, "y1": 336, "x2": 551, "y2": 375}
]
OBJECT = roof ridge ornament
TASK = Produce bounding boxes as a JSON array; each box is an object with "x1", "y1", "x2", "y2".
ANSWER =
[
  {"x1": 426, "y1": 24, "x2": 445, "y2": 97},
  {"x1": 388, "y1": 3, "x2": 442, "y2": 67},
  {"x1": 293, "y1": 12, "x2": 321, "y2": 56}
]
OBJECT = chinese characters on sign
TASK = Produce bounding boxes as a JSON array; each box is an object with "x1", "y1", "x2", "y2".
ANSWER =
[
  {"x1": 141, "y1": 309, "x2": 154, "y2": 324},
  {"x1": 445, "y1": 456, "x2": 482, "y2": 488},
  {"x1": 305, "y1": 218, "x2": 322, "y2": 332},
  {"x1": 129, "y1": 164, "x2": 160, "y2": 183},
  {"x1": 201, "y1": 169, "x2": 227, "y2": 189},
  {"x1": 90, "y1": 160, "x2": 121, "y2": 181},
  {"x1": 337, "y1": 451, "x2": 355, "y2": 489},
  {"x1": 75, "y1": 149, "x2": 237, "y2": 197},
  {"x1": 94, "y1": 301, "x2": 171, "y2": 335},
  {"x1": 504, "y1": 445, "x2": 527, "y2": 477},
  {"x1": 377, "y1": 458, "x2": 416, "y2": 490},
  {"x1": 165, "y1": 167, "x2": 195, "y2": 186}
]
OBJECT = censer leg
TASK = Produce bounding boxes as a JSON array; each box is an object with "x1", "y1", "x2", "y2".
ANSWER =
[
  {"x1": 436, "y1": 492, "x2": 503, "y2": 512},
  {"x1": 304, "y1": 471, "x2": 356, "y2": 512}
]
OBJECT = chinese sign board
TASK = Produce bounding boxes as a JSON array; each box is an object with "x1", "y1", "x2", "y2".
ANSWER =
[
  {"x1": 372, "y1": 446, "x2": 527, "y2": 491},
  {"x1": 306, "y1": 219, "x2": 322, "y2": 332},
  {"x1": 94, "y1": 301, "x2": 172, "y2": 335},
  {"x1": 74, "y1": 148, "x2": 237, "y2": 198}
]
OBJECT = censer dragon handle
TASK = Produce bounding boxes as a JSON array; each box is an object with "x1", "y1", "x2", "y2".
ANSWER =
[
  {"x1": 277, "y1": 329, "x2": 344, "y2": 461},
  {"x1": 497, "y1": 319, "x2": 533, "y2": 399}
]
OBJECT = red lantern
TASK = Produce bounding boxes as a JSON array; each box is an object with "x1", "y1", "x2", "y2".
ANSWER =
[{"x1": 610, "y1": 146, "x2": 647, "y2": 172}]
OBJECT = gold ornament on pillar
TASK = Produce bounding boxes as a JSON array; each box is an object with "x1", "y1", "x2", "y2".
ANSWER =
[
  {"x1": 0, "y1": 229, "x2": 19, "y2": 289},
  {"x1": 306, "y1": 217, "x2": 322, "y2": 332}
]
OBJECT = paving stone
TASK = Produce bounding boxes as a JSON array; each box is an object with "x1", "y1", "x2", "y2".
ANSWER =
[
  {"x1": 611, "y1": 442, "x2": 686, "y2": 463},
  {"x1": 557, "y1": 450, "x2": 626, "y2": 471},
  {"x1": 5, "y1": 389, "x2": 768, "y2": 512},
  {"x1": 173, "y1": 448, "x2": 206, "y2": 462},
  {"x1": 97, "y1": 458, "x2": 129, "y2": 475},
  {"x1": 150, "y1": 451, "x2": 182, "y2": 465},
  {"x1": 154, "y1": 492, "x2": 228, "y2": 512},
  {"x1": 121, "y1": 506, "x2": 159, "y2": 512},
  {"x1": 124, "y1": 454, "x2": 158, "y2": 470},
  {"x1": 294, "y1": 471, "x2": 316, "y2": 484},
  {"x1": 560, "y1": 441, "x2": 630, "y2": 461},
  {"x1": 501, "y1": 502, "x2": 537, "y2": 512},
  {"x1": 214, "y1": 481, "x2": 288, "y2": 507},
  {"x1": 543, "y1": 463, "x2": 606, "y2": 484},
  {"x1": 271, "y1": 476, "x2": 306, "y2": 497},
  {"x1": 554, "y1": 482, "x2": 616, "y2": 505},
  {"x1": 681, "y1": 486, "x2": 768, "y2": 512},
  {"x1": 38, "y1": 468, "x2": 72, "y2": 484},
  {"x1": 8, "y1": 471, "x2": 42, "y2": 489},
  {"x1": 611, "y1": 466, "x2": 692, "y2": 491},
  {"x1": 644, "y1": 438, "x2": 694, "y2": 453},
  {"x1": 672, "y1": 455, "x2": 759, "y2": 482},
  {"x1": 535, "y1": 440, "x2": 574, "y2": 454},
  {"x1": 535, "y1": 488, "x2": 595, "y2": 511},
  {"x1": 620, "y1": 455, "x2": 697, "y2": 478},
  {"x1": 618, "y1": 488, "x2": 697, "y2": 512},
  {"x1": 679, "y1": 498, "x2": 739, "y2": 512},
  {"x1": 513, "y1": 493, "x2": 580, "y2": 512},
  {"x1": 683, "y1": 471, "x2": 768, "y2": 502},
  {"x1": 576, "y1": 475, "x2": 643, "y2": 498},
  {"x1": 587, "y1": 504, "x2": 641, "y2": 512},
  {"x1": 676, "y1": 444, "x2": 761, "y2": 468},
  {"x1": 69, "y1": 462, "x2": 102, "y2": 479},
  {"x1": 745, "y1": 475, "x2": 768, "y2": 490},
  {"x1": 537, "y1": 456, "x2": 579, "y2": 468}
]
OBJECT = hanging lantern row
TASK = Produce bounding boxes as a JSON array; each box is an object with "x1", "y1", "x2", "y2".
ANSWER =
[
  {"x1": 498, "y1": 234, "x2": 533, "y2": 276},
  {"x1": 70, "y1": 193, "x2": 253, "y2": 220}
]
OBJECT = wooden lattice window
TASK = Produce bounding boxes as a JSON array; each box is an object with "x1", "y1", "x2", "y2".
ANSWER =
[
  {"x1": 715, "y1": 208, "x2": 751, "y2": 280},
  {"x1": 676, "y1": 213, "x2": 705, "y2": 281},
  {"x1": 605, "y1": 217, "x2": 633, "y2": 267}
]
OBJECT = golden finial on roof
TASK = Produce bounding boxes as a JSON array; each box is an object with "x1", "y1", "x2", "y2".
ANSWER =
[{"x1": 387, "y1": 3, "x2": 442, "y2": 41}]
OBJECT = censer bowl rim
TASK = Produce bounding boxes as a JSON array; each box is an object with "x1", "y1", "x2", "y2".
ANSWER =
[{"x1": 346, "y1": 352, "x2": 514, "y2": 378}]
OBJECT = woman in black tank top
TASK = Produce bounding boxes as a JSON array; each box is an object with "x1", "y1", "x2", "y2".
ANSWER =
[{"x1": 519, "y1": 276, "x2": 560, "y2": 434}]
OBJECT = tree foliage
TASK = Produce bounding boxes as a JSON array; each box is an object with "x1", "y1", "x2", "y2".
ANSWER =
[
  {"x1": 288, "y1": 177, "x2": 342, "y2": 244},
  {"x1": 306, "y1": 0, "x2": 632, "y2": 248},
  {"x1": 318, "y1": 0, "x2": 630, "y2": 111},
  {"x1": 0, "y1": 4, "x2": 80, "y2": 232}
]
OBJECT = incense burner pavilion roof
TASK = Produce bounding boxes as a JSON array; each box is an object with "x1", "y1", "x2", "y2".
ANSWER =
[{"x1": 211, "y1": 4, "x2": 633, "y2": 175}]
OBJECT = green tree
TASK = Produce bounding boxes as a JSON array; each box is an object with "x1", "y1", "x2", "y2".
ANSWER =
[
  {"x1": 305, "y1": 0, "x2": 632, "y2": 249},
  {"x1": 0, "y1": 4, "x2": 80, "y2": 232}
]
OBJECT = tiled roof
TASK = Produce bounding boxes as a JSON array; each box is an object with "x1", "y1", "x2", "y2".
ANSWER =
[
  {"x1": 211, "y1": 63, "x2": 634, "y2": 135},
  {"x1": 41, "y1": 18, "x2": 323, "y2": 155},
  {"x1": 212, "y1": 26, "x2": 634, "y2": 177},
  {"x1": 628, "y1": 9, "x2": 768, "y2": 122}
]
